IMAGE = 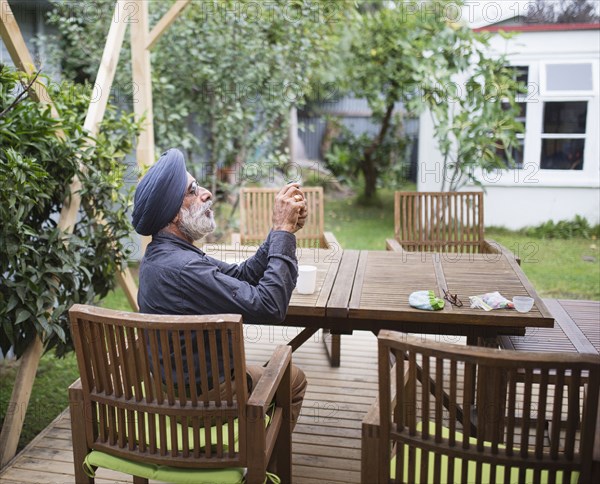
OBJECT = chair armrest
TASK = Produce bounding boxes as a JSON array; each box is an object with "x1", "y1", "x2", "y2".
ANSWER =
[
  {"x1": 589, "y1": 383, "x2": 600, "y2": 464},
  {"x1": 69, "y1": 377, "x2": 83, "y2": 394},
  {"x1": 324, "y1": 231, "x2": 340, "y2": 249},
  {"x1": 247, "y1": 345, "x2": 292, "y2": 412},
  {"x1": 362, "y1": 398, "x2": 380, "y2": 433},
  {"x1": 386, "y1": 238, "x2": 406, "y2": 253},
  {"x1": 361, "y1": 397, "x2": 381, "y2": 484},
  {"x1": 483, "y1": 238, "x2": 521, "y2": 265}
]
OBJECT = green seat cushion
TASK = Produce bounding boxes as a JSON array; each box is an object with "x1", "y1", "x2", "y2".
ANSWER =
[
  {"x1": 84, "y1": 450, "x2": 245, "y2": 484},
  {"x1": 390, "y1": 422, "x2": 579, "y2": 484},
  {"x1": 83, "y1": 409, "x2": 274, "y2": 483}
]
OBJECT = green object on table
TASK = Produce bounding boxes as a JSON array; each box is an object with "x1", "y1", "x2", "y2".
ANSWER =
[{"x1": 409, "y1": 290, "x2": 445, "y2": 311}]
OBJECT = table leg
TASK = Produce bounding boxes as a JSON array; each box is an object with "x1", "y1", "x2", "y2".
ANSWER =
[
  {"x1": 470, "y1": 334, "x2": 507, "y2": 443},
  {"x1": 323, "y1": 330, "x2": 341, "y2": 367},
  {"x1": 286, "y1": 328, "x2": 319, "y2": 352}
]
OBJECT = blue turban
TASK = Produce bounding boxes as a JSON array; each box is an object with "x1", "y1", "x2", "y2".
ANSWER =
[{"x1": 132, "y1": 149, "x2": 188, "y2": 236}]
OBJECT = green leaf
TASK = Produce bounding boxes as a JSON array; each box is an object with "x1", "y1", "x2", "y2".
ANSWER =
[{"x1": 15, "y1": 309, "x2": 32, "y2": 325}]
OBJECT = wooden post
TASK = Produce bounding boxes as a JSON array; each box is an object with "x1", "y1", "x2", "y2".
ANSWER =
[
  {"x1": 83, "y1": 0, "x2": 139, "y2": 307},
  {"x1": 0, "y1": 337, "x2": 43, "y2": 468},
  {"x1": 130, "y1": 0, "x2": 154, "y2": 169},
  {"x1": 130, "y1": 0, "x2": 155, "y2": 255},
  {"x1": 147, "y1": 0, "x2": 191, "y2": 50}
]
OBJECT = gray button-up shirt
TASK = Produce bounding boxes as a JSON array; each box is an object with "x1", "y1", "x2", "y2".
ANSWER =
[
  {"x1": 138, "y1": 230, "x2": 298, "y2": 389},
  {"x1": 139, "y1": 230, "x2": 298, "y2": 321}
]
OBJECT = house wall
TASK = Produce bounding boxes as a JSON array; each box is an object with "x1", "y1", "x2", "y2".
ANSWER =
[{"x1": 417, "y1": 28, "x2": 600, "y2": 229}]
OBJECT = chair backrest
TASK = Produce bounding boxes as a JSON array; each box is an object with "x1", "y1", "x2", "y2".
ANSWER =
[
  {"x1": 239, "y1": 186, "x2": 327, "y2": 248},
  {"x1": 376, "y1": 330, "x2": 600, "y2": 484},
  {"x1": 69, "y1": 304, "x2": 249, "y2": 468},
  {"x1": 394, "y1": 191, "x2": 485, "y2": 253}
]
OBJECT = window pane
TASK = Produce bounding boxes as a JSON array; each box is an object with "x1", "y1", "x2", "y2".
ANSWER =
[
  {"x1": 540, "y1": 139, "x2": 584, "y2": 170},
  {"x1": 543, "y1": 102, "x2": 587, "y2": 134},
  {"x1": 546, "y1": 63, "x2": 593, "y2": 91}
]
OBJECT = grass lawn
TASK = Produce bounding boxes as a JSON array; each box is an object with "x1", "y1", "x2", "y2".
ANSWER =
[
  {"x1": 0, "y1": 351, "x2": 79, "y2": 452},
  {"x1": 1, "y1": 186, "x2": 598, "y2": 454},
  {"x1": 484, "y1": 231, "x2": 599, "y2": 300}
]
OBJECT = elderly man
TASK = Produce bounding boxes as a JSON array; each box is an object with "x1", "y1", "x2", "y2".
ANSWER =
[{"x1": 132, "y1": 148, "x2": 307, "y2": 426}]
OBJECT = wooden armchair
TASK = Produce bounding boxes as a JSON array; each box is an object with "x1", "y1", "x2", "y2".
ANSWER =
[
  {"x1": 68, "y1": 304, "x2": 292, "y2": 484},
  {"x1": 235, "y1": 186, "x2": 339, "y2": 249},
  {"x1": 362, "y1": 330, "x2": 600, "y2": 484},
  {"x1": 386, "y1": 191, "x2": 511, "y2": 258},
  {"x1": 234, "y1": 186, "x2": 343, "y2": 366}
]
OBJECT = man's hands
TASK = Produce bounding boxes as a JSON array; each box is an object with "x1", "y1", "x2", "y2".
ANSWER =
[{"x1": 272, "y1": 183, "x2": 308, "y2": 234}]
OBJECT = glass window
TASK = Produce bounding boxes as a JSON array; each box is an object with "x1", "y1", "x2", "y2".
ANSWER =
[
  {"x1": 546, "y1": 63, "x2": 593, "y2": 92},
  {"x1": 543, "y1": 102, "x2": 587, "y2": 134},
  {"x1": 540, "y1": 101, "x2": 587, "y2": 171}
]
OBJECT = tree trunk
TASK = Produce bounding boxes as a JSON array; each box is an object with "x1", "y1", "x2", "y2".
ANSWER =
[
  {"x1": 362, "y1": 153, "x2": 378, "y2": 201},
  {"x1": 361, "y1": 102, "x2": 395, "y2": 201}
]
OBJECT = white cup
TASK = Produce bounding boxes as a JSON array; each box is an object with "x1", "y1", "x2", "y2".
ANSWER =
[
  {"x1": 513, "y1": 296, "x2": 534, "y2": 313},
  {"x1": 296, "y1": 265, "x2": 317, "y2": 295}
]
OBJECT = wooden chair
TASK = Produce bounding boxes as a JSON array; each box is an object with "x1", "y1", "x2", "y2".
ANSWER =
[
  {"x1": 235, "y1": 186, "x2": 339, "y2": 249},
  {"x1": 386, "y1": 191, "x2": 507, "y2": 256},
  {"x1": 362, "y1": 330, "x2": 600, "y2": 484},
  {"x1": 234, "y1": 186, "x2": 343, "y2": 366},
  {"x1": 68, "y1": 304, "x2": 292, "y2": 484}
]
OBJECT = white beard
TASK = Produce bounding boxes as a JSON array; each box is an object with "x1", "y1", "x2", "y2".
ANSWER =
[{"x1": 178, "y1": 200, "x2": 216, "y2": 241}]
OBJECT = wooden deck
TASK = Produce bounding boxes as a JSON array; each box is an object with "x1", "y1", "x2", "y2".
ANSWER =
[{"x1": 0, "y1": 299, "x2": 597, "y2": 483}]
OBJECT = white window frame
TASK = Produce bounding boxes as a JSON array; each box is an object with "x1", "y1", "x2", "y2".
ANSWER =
[{"x1": 472, "y1": 60, "x2": 599, "y2": 188}]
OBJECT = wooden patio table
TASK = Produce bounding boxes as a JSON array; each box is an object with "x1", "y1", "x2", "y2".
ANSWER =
[
  {"x1": 281, "y1": 248, "x2": 555, "y2": 355},
  {"x1": 209, "y1": 245, "x2": 555, "y2": 357},
  {"x1": 282, "y1": 248, "x2": 556, "y2": 443}
]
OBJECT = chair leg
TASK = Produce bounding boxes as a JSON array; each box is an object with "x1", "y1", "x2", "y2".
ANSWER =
[
  {"x1": 272, "y1": 364, "x2": 292, "y2": 483},
  {"x1": 133, "y1": 477, "x2": 148, "y2": 484},
  {"x1": 69, "y1": 383, "x2": 93, "y2": 484},
  {"x1": 361, "y1": 422, "x2": 380, "y2": 484}
]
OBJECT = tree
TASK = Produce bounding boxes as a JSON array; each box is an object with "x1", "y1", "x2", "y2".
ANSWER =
[
  {"x1": 328, "y1": 0, "x2": 523, "y2": 199},
  {"x1": 45, "y1": 0, "x2": 352, "y2": 197},
  {"x1": 0, "y1": 66, "x2": 140, "y2": 357},
  {"x1": 526, "y1": 0, "x2": 600, "y2": 23}
]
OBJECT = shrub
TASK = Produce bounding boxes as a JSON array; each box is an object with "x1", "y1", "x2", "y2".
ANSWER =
[
  {"x1": 521, "y1": 215, "x2": 600, "y2": 240},
  {"x1": 0, "y1": 66, "x2": 140, "y2": 358}
]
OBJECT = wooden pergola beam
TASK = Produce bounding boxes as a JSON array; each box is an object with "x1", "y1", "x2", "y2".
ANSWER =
[
  {"x1": 84, "y1": 1, "x2": 129, "y2": 136},
  {"x1": 147, "y1": 0, "x2": 191, "y2": 51},
  {"x1": 130, "y1": 0, "x2": 155, "y2": 169},
  {"x1": 0, "y1": 0, "x2": 136, "y2": 467}
]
